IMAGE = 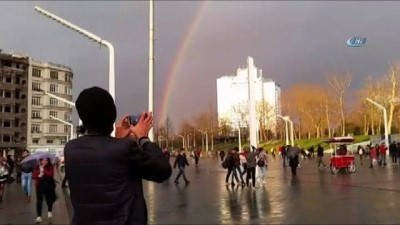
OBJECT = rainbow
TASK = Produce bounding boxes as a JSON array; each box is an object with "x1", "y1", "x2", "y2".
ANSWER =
[{"x1": 158, "y1": 1, "x2": 209, "y2": 123}]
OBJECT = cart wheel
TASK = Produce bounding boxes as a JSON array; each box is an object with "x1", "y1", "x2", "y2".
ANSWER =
[
  {"x1": 347, "y1": 162, "x2": 356, "y2": 173},
  {"x1": 330, "y1": 163, "x2": 339, "y2": 174}
]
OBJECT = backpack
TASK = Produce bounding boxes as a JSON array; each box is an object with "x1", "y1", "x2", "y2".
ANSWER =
[{"x1": 257, "y1": 157, "x2": 265, "y2": 167}]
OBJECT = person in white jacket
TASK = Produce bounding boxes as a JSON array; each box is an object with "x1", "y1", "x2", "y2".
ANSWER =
[{"x1": 256, "y1": 148, "x2": 268, "y2": 184}]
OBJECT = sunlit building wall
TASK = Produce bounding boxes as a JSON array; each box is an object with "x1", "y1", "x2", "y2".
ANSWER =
[{"x1": 216, "y1": 57, "x2": 281, "y2": 133}]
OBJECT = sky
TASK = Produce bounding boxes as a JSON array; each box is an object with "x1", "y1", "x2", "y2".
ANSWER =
[{"x1": 1, "y1": 1, "x2": 400, "y2": 131}]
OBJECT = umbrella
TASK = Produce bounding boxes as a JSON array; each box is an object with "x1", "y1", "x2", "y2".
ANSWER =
[{"x1": 20, "y1": 152, "x2": 57, "y2": 169}]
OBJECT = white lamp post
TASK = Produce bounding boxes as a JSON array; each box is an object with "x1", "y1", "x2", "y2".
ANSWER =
[
  {"x1": 278, "y1": 115, "x2": 294, "y2": 146},
  {"x1": 278, "y1": 115, "x2": 289, "y2": 145},
  {"x1": 198, "y1": 129, "x2": 209, "y2": 156},
  {"x1": 366, "y1": 98, "x2": 389, "y2": 148},
  {"x1": 44, "y1": 91, "x2": 82, "y2": 127},
  {"x1": 49, "y1": 115, "x2": 74, "y2": 141},
  {"x1": 176, "y1": 134, "x2": 185, "y2": 152},
  {"x1": 35, "y1": 6, "x2": 115, "y2": 136},
  {"x1": 148, "y1": 0, "x2": 155, "y2": 141}
]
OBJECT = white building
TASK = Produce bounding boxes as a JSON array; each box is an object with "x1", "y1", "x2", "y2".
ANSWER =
[
  {"x1": 27, "y1": 59, "x2": 74, "y2": 148},
  {"x1": 216, "y1": 57, "x2": 281, "y2": 133}
]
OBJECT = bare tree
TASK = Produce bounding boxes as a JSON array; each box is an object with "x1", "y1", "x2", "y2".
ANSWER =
[
  {"x1": 386, "y1": 64, "x2": 400, "y2": 133},
  {"x1": 328, "y1": 72, "x2": 352, "y2": 136}
]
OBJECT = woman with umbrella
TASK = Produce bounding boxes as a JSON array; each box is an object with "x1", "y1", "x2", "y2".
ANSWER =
[{"x1": 32, "y1": 157, "x2": 57, "y2": 223}]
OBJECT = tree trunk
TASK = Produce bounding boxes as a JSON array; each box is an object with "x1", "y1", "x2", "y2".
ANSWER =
[
  {"x1": 339, "y1": 96, "x2": 346, "y2": 136},
  {"x1": 325, "y1": 99, "x2": 332, "y2": 137}
]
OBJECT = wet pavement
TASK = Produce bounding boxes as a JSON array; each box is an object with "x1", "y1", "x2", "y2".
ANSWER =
[
  {"x1": 145, "y1": 156, "x2": 400, "y2": 224},
  {"x1": 2, "y1": 156, "x2": 400, "y2": 224}
]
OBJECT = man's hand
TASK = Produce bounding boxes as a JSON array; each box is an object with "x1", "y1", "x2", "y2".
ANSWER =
[
  {"x1": 115, "y1": 114, "x2": 132, "y2": 139},
  {"x1": 130, "y1": 112, "x2": 153, "y2": 140}
]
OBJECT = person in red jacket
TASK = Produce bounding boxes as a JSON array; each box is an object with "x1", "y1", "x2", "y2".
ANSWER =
[{"x1": 32, "y1": 158, "x2": 56, "y2": 223}]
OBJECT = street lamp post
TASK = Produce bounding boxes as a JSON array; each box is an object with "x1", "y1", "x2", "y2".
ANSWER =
[
  {"x1": 198, "y1": 130, "x2": 209, "y2": 156},
  {"x1": 49, "y1": 115, "x2": 74, "y2": 141},
  {"x1": 176, "y1": 134, "x2": 185, "y2": 154},
  {"x1": 35, "y1": 6, "x2": 116, "y2": 136},
  {"x1": 366, "y1": 98, "x2": 389, "y2": 148},
  {"x1": 278, "y1": 115, "x2": 289, "y2": 145},
  {"x1": 148, "y1": 0, "x2": 155, "y2": 141},
  {"x1": 278, "y1": 115, "x2": 294, "y2": 146}
]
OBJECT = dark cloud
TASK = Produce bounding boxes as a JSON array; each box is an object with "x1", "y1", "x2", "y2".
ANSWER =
[{"x1": 1, "y1": 1, "x2": 399, "y2": 131}]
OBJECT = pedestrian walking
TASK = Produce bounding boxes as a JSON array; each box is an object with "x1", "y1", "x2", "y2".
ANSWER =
[
  {"x1": 317, "y1": 144, "x2": 326, "y2": 168},
  {"x1": 389, "y1": 141, "x2": 397, "y2": 165},
  {"x1": 219, "y1": 150, "x2": 226, "y2": 161},
  {"x1": 239, "y1": 152, "x2": 247, "y2": 176},
  {"x1": 194, "y1": 149, "x2": 201, "y2": 166},
  {"x1": 21, "y1": 150, "x2": 33, "y2": 202},
  {"x1": 358, "y1": 145, "x2": 365, "y2": 165},
  {"x1": 256, "y1": 148, "x2": 268, "y2": 185},
  {"x1": 0, "y1": 157, "x2": 9, "y2": 202},
  {"x1": 232, "y1": 148, "x2": 245, "y2": 186},
  {"x1": 225, "y1": 148, "x2": 239, "y2": 186},
  {"x1": 370, "y1": 145, "x2": 377, "y2": 168},
  {"x1": 174, "y1": 149, "x2": 190, "y2": 185},
  {"x1": 16, "y1": 157, "x2": 22, "y2": 183},
  {"x1": 380, "y1": 143, "x2": 387, "y2": 166},
  {"x1": 245, "y1": 147, "x2": 257, "y2": 188},
  {"x1": 6, "y1": 155, "x2": 15, "y2": 183},
  {"x1": 32, "y1": 158, "x2": 57, "y2": 223},
  {"x1": 288, "y1": 146, "x2": 300, "y2": 176},
  {"x1": 281, "y1": 146, "x2": 288, "y2": 167}
]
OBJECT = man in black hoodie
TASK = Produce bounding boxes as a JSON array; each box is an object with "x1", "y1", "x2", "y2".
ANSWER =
[
  {"x1": 173, "y1": 149, "x2": 190, "y2": 185},
  {"x1": 64, "y1": 87, "x2": 171, "y2": 225}
]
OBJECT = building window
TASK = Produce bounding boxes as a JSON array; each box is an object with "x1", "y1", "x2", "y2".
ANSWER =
[
  {"x1": 2, "y1": 135, "x2": 11, "y2": 143},
  {"x1": 4, "y1": 105, "x2": 11, "y2": 113},
  {"x1": 64, "y1": 86, "x2": 72, "y2": 95},
  {"x1": 49, "y1": 84, "x2": 57, "y2": 93},
  {"x1": 50, "y1": 71, "x2": 58, "y2": 80},
  {"x1": 49, "y1": 124, "x2": 57, "y2": 133},
  {"x1": 5, "y1": 76, "x2": 12, "y2": 83},
  {"x1": 64, "y1": 125, "x2": 70, "y2": 133},
  {"x1": 32, "y1": 96, "x2": 41, "y2": 106},
  {"x1": 32, "y1": 110, "x2": 41, "y2": 119},
  {"x1": 32, "y1": 138, "x2": 39, "y2": 144},
  {"x1": 65, "y1": 73, "x2": 72, "y2": 82},
  {"x1": 46, "y1": 139, "x2": 54, "y2": 144},
  {"x1": 49, "y1": 111, "x2": 58, "y2": 118},
  {"x1": 60, "y1": 138, "x2": 67, "y2": 144},
  {"x1": 32, "y1": 83, "x2": 41, "y2": 91},
  {"x1": 32, "y1": 124, "x2": 40, "y2": 133},
  {"x1": 3, "y1": 120, "x2": 11, "y2": 128},
  {"x1": 4, "y1": 91, "x2": 11, "y2": 98},
  {"x1": 50, "y1": 98, "x2": 58, "y2": 106},
  {"x1": 64, "y1": 112, "x2": 71, "y2": 121},
  {"x1": 32, "y1": 68, "x2": 41, "y2": 78}
]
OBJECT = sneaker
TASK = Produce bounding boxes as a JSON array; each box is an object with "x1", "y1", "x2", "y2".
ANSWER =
[
  {"x1": 48, "y1": 212, "x2": 52, "y2": 219},
  {"x1": 35, "y1": 217, "x2": 42, "y2": 223}
]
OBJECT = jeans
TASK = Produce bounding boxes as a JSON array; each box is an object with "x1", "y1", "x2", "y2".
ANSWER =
[
  {"x1": 246, "y1": 167, "x2": 256, "y2": 187},
  {"x1": 21, "y1": 172, "x2": 32, "y2": 196},
  {"x1": 257, "y1": 166, "x2": 266, "y2": 183},
  {"x1": 235, "y1": 166, "x2": 244, "y2": 183},
  {"x1": 175, "y1": 167, "x2": 189, "y2": 183},
  {"x1": 317, "y1": 156, "x2": 326, "y2": 167},
  {"x1": 225, "y1": 167, "x2": 239, "y2": 184}
]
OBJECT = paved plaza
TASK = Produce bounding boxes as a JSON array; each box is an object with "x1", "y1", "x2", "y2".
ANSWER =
[{"x1": 2, "y1": 155, "x2": 400, "y2": 224}]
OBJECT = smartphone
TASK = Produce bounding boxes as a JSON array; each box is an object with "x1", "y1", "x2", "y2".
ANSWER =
[{"x1": 128, "y1": 113, "x2": 147, "y2": 126}]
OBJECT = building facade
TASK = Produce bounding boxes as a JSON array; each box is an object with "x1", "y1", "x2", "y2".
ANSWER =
[
  {"x1": 216, "y1": 57, "x2": 281, "y2": 133},
  {"x1": 0, "y1": 51, "x2": 73, "y2": 156},
  {"x1": 27, "y1": 59, "x2": 73, "y2": 148},
  {"x1": 0, "y1": 53, "x2": 29, "y2": 152}
]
